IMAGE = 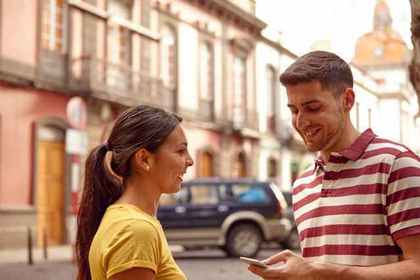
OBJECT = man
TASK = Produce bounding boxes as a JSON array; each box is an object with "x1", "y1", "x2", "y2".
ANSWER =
[{"x1": 249, "y1": 51, "x2": 420, "y2": 279}]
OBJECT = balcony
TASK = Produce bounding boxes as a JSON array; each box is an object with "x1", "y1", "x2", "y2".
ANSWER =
[
  {"x1": 69, "y1": 57, "x2": 174, "y2": 110},
  {"x1": 229, "y1": 108, "x2": 259, "y2": 137}
]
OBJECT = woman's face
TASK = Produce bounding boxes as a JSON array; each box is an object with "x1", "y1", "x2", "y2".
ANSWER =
[{"x1": 150, "y1": 125, "x2": 194, "y2": 194}]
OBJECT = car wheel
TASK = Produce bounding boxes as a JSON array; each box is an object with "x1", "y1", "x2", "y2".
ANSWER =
[{"x1": 226, "y1": 223, "x2": 262, "y2": 257}]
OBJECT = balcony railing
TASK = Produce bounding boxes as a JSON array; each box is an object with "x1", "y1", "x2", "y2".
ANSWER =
[
  {"x1": 69, "y1": 57, "x2": 174, "y2": 110},
  {"x1": 231, "y1": 107, "x2": 259, "y2": 131}
]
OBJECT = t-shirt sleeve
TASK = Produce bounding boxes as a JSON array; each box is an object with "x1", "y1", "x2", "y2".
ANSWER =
[
  {"x1": 386, "y1": 150, "x2": 420, "y2": 241},
  {"x1": 102, "y1": 219, "x2": 162, "y2": 279}
]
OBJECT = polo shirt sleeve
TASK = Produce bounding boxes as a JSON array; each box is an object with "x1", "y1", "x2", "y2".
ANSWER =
[
  {"x1": 102, "y1": 220, "x2": 162, "y2": 279},
  {"x1": 386, "y1": 150, "x2": 420, "y2": 241}
]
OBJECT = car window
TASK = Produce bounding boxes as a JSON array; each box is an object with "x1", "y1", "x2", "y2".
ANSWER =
[
  {"x1": 190, "y1": 184, "x2": 219, "y2": 205},
  {"x1": 219, "y1": 184, "x2": 234, "y2": 202},
  {"x1": 159, "y1": 187, "x2": 189, "y2": 206},
  {"x1": 231, "y1": 184, "x2": 270, "y2": 204}
]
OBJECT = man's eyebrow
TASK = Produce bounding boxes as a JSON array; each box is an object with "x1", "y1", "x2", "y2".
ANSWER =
[
  {"x1": 288, "y1": 100, "x2": 321, "y2": 108},
  {"x1": 302, "y1": 100, "x2": 321, "y2": 106}
]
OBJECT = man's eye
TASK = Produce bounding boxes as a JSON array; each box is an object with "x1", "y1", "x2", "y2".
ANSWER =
[{"x1": 307, "y1": 105, "x2": 321, "y2": 112}]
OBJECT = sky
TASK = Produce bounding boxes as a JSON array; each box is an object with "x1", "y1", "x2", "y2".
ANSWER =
[{"x1": 256, "y1": 0, "x2": 412, "y2": 62}]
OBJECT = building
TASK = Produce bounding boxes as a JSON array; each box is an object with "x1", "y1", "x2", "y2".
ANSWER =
[
  {"x1": 0, "y1": 0, "x2": 280, "y2": 249},
  {"x1": 352, "y1": 0, "x2": 420, "y2": 153}
]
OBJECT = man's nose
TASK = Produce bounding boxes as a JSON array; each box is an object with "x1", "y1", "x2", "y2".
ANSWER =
[{"x1": 296, "y1": 112, "x2": 309, "y2": 128}]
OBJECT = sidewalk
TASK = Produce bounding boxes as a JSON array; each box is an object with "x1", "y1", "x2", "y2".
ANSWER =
[
  {"x1": 0, "y1": 244, "x2": 184, "y2": 265},
  {"x1": 0, "y1": 245, "x2": 73, "y2": 264}
]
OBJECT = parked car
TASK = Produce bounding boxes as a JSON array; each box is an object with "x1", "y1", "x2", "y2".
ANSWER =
[
  {"x1": 157, "y1": 177, "x2": 292, "y2": 257},
  {"x1": 278, "y1": 191, "x2": 300, "y2": 250}
]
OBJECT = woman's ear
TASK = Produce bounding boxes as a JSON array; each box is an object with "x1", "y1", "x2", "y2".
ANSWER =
[{"x1": 133, "y1": 148, "x2": 152, "y2": 172}]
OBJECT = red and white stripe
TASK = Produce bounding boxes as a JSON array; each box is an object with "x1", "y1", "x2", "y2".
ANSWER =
[{"x1": 293, "y1": 130, "x2": 420, "y2": 266}]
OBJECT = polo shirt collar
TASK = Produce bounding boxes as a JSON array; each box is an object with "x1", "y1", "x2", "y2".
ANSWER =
[
  {"x1": 336, "y1": 128, "x2": 376, "y2": 161},
  {"x1": 313, "y1": 129, "x2": 376, "y2": 172}
]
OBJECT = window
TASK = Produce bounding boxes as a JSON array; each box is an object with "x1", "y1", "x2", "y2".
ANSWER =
[
  {"x1": 107, "y1": 0, "x2": 132, "y2": 90},
  {"x1": 197, "y1": 150, "x2": 214, "y2": 177},
  {"x1": 266, "y1": 66, "x2": 277, "y2": 132},
  {"x1": 199, "y1": 41, "x2": 215, "y2": 119},
  {"x1": 190, "y1": 185, "x2": 218, "y2": 205},
  {"x1": 108, "y1": 0, "x2": 132, "y2": 65},
  {"x1": 200, "y1": 42, "x2": 214, "y2": 101},
  {"x1": 268, "y1": 157, "x2": 278, "y2": 178},
  {"x1": 231, "y1": 184, "x2": 270, "y2": 204},
  {"x1": 233, "y1": 56, "x2": 246, "y2": 126},
  {"x1": 41, "y1": 0, "x2": 65, "y2": 51},
  {"x1": 161, "y1": 25, "x2": 176, "y2": 88},
  {"x1": 159, "y1": 187, "x2": 188, "y2": 206},
  {"x1": 233, "y1": 151, "x2": 247, "y2": 177}
]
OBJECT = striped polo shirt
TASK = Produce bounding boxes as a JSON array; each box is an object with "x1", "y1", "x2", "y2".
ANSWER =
[{"x1": 293, "y1": 129, "x2": 420, "y2": 266}]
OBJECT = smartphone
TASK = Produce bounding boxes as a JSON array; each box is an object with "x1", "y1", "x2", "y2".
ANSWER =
[{"x1": 239, "y1": 257, "x2": 268, "y2": 268}]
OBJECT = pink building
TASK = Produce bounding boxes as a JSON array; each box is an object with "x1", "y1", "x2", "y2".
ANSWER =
[{"x1": 0, "y1": 0, "x2": 269, "y2": 248}]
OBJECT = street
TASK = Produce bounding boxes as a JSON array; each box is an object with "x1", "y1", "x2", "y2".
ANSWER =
[{"x1": 0, "y1": 247, "x2": 284, "y2": 280}]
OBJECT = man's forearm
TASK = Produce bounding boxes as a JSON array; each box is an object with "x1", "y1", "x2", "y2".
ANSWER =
[{"x1": 312, "y1": 259, "x2": 420, "y2": 280}]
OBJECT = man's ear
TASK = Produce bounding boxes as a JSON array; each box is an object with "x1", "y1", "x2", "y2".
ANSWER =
[
  {"x1": 342, "y1": 88, "x2": 355, "y2": 112},
  {"x1": 133, "y1": 148, "x2": 152, "y2": 172}
]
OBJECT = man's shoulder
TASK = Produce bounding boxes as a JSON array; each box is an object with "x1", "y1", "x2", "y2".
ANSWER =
[
  {"x1": 292, "y1": 164, "x2": 317, "y2": 187},
  {"x1": 367, "y1": 135, "x2": 414, "y2": 157}
]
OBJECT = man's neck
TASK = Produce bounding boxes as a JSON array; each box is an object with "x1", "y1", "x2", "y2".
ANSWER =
[{"x1": 320, "y1": 124, "x2": 360, "y2": 162}]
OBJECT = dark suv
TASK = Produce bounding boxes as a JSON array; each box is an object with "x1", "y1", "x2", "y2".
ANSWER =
[{"x1": 157, "y1": 178, "x2": 292, "y2": 257}]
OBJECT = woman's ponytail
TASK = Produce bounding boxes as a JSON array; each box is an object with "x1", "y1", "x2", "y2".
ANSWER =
[{"x1": 75, "y1": 144, "x2": 122, "y2": 280}]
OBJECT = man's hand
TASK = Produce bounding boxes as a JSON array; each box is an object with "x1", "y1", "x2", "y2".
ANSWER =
[{"x1": 248, "y1": 250, "x2": 318, "y2": 280}]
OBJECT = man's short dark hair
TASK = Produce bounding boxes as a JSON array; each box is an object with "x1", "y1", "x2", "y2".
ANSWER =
[{"x1": 279, "y1": 51, "x2": 353, "y2": 96}]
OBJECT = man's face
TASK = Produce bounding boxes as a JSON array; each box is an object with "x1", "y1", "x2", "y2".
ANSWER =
[{"x1": 286, "y1": 81, "x2": 346, "y2": 153}]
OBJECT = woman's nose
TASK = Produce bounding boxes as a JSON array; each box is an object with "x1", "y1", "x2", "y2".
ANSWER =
[{"x1": 187, "y1": 154, "x2": 194, "y2": 166}]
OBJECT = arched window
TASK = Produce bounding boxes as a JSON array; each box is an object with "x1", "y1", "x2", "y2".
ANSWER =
[
  {"x1": 266, "y1": 66, "x2": 277, "y2": 132},
  {"x1": 233, "y1": 151, "x2": 247, "y2": 177},
  {"x1": 268, "y1": 157, "x2": 278, "y2": 178},
  {"x1": 161, "y1": 25, "x2": 176, "y2": 89},
  {"x1": 197, "y1": 150, "x2": 214, "y2": 177}
]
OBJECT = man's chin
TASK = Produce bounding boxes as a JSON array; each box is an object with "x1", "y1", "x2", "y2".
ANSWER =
[{"x1": 305, "y1": 143, "x2": 321, "y2": 152}]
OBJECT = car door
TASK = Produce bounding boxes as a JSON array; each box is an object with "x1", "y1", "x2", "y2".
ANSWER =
[
  {"x1": 185, "y1": 183, "x2": 221, "y2": 228},
  {"x1": 158, "y1": 185, "x2": 190, "y2": 228}
]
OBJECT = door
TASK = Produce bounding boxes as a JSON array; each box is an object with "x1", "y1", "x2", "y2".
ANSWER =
[
  {"x1": 36, "y1": 126, "x2": 65, "y2": 246},
  {"x1": 197, "y1": 150, "x2": 214, "y2": 177}
]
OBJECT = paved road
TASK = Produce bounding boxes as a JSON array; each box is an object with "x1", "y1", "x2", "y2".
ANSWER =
[{"x1": 0, "y1": 248, "x2": 285, "y2": 280}]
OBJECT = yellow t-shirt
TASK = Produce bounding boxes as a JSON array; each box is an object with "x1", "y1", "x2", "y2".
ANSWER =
[{"x1": 89, "y1": 204, "x2": 187, "y2": 280}]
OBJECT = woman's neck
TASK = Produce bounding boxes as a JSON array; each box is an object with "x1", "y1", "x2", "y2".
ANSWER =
[{"x1": 116, "y1": 176, "x2": 160, "y2": 216}]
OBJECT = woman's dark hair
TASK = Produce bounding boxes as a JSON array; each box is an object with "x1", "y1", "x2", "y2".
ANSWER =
[
  {"x1": 279, "y1": 50, "x2": 353, "y2": 97},
  {"x1": 76, "y1": 105, "x2": 182, "y2": 280}
]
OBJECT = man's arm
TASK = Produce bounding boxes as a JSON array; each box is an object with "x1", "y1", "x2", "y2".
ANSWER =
[{"x1": 248, "y1": 234, "x2": 420, "y2": 280}]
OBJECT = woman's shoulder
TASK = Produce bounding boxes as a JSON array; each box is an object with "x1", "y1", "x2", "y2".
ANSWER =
[{"x1": 103, "y1": 204, "x2": 162, "y2": 236}]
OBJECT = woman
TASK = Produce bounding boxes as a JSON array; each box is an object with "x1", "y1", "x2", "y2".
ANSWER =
[{"x1": 76, "y1": 105, "x2": 194, "y2": 280}]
